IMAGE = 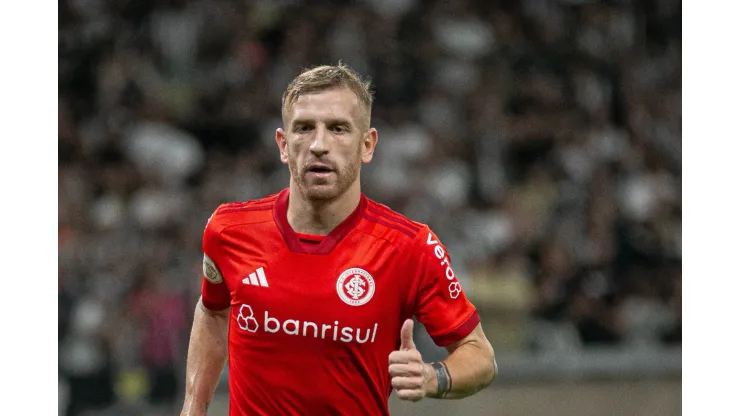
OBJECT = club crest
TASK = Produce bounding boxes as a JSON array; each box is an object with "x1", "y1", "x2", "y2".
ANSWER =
[{"x1": 336, "y1": 268, "x2": 375, "y2": 306}]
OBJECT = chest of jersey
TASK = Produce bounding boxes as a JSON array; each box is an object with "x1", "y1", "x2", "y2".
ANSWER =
[{"x1": 221, "y1": 227, "x2": 408, "y2": 354}]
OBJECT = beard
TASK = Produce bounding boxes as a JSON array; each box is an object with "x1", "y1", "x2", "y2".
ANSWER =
[{"x1": 288, "y1": 153, "x2": 362, "y2": 202}]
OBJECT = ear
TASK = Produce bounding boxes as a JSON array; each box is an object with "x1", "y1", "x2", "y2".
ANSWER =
[
  {"x1": 361, "y1": 128, "x2": 378, "y2": 164},
  {"x1": 276, "y1": 128, "x2": 289, "y2": 165}
]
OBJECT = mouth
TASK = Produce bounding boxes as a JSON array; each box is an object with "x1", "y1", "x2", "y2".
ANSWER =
[
  {"x1": 307, "y1": 164, "x2": 334, "y2": 173},
  {"x1": 308, "y1": 166, "x2": 333, "y2": 173},
  {"x1": 306, "y1": 164, "x2": 335, "y2": 178}
]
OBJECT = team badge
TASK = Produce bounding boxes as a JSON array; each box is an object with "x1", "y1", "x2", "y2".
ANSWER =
[
  {"x1": 203, "y1": 254, "x2": 224, "y2": 284},
  {"x1": 336, "y1": 268, "x2": 375, "y2": 306}
]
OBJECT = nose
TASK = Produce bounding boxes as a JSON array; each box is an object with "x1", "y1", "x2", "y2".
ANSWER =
[{"x1": 309, "y1": 125, "x2": 329, "y2": 156}]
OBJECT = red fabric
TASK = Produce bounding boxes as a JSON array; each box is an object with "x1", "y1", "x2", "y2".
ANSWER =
[{"x1": 200, "y1": 188, "x2": 479, "y2": 416}]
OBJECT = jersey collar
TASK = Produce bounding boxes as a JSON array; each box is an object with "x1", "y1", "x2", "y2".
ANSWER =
[{"x1": 273, "y1": 188, "x2": 366, "y2": 254}]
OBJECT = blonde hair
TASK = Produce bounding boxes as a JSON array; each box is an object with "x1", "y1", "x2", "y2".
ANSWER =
[{"x1": 281, "y1": 63, "x2": 374, "y2": 129}]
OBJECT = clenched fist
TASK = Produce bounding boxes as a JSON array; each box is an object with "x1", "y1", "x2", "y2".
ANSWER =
[{"x1": 388, "y1": 319, "x2": 434, "y2": 401}]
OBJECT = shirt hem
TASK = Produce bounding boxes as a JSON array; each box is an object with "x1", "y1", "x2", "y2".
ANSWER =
[{"x1": 430, "y1": 310, "x2": 481, "y2": 347}]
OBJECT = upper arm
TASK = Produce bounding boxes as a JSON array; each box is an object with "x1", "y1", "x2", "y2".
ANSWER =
[
  {"x1": 444, "y1": 323, "x2": 494, "y2": 358},
  {"x1": 200, "y1": 208, "x2": 232, "y2": 311},
  {"x1": 410, "y1": 227, "x2": 480, "y2": 347},
  {"x1": 197, "y1": 296, "x2": 231, "y2": 319}
]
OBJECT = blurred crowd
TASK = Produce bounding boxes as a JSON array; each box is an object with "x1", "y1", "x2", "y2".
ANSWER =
[{"x1": 58, "y1": 0, "x2": 681, "y2": 414}]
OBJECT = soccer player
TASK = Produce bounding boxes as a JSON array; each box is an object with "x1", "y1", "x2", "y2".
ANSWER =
[{"x1": 180, "y1": 64, "x2": 497, "y2": 416}]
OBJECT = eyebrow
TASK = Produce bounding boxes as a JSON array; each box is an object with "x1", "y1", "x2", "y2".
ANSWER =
[{"x1": 291, "y1": 117, "x2": 354, "y2": 127}]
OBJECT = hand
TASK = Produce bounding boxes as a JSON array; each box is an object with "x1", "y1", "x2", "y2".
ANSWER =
[{"x1": 388, "y1": 319, "x2": 434, "y2": 402}]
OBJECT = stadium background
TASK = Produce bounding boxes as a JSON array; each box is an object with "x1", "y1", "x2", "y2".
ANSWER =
[{"x1": 58, "y1": 0, "x2": 681, "y2": 415}]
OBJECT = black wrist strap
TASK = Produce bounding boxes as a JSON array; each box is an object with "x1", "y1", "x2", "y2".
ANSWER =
[{"x1": 431, "y1": 361, "x2": 450, "y2": 398}]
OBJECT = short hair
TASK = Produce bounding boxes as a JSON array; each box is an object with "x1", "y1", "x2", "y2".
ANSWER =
[{"x1": 281, "y1": 63, "x2": 374, "y2": 129}]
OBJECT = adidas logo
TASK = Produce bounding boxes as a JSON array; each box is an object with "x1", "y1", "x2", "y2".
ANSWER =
[{"x1": 242, "y1": 267, "x2": 269, "y2": 287}]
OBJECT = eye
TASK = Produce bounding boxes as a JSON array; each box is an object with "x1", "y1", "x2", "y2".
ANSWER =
[
  {"x1": 294, "y1": 124, "x2": 312, "y2": 133},
  {"x1": 331, "y1": 125, "x2": 349, "y2": 133}
]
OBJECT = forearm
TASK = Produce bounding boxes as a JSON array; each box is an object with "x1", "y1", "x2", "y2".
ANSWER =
[
  {"x1": 424, "y1": 340, "x2": 497, "y2": 399},
  {"x1": 181, "y1": 298, "x2": 229, "y2": 416}
]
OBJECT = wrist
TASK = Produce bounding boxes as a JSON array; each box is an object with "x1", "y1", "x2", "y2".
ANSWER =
[
  {"x1": 428, "y1": 361, "x2": 452, "y2": 398},
  {"x1": 422, "y1": 363, "x2": 437, "y2": 397},
  {"x1": 180, "y1": 395, "x2": 209, "y2": 416}
]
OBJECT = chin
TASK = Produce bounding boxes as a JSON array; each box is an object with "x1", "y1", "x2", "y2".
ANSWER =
[{"x1": 301, "y1": 183, "x2": 343, "y2": 201}]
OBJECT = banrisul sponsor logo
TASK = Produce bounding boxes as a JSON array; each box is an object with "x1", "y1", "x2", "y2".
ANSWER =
[{"x1": 236, "y1": 304, "x2": 379, "y2": 344}]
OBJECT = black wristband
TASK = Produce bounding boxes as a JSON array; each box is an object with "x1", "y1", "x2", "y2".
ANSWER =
[
  {"x1": 442, "y1": 362, "x2": 452, "y2": 396},
  {"x1": 431, "y1": 361, "x2": 449, "y2": 398}
]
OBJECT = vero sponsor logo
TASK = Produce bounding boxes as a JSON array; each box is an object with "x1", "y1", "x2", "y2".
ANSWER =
[
  {"x1": 427, "y1": 232, "x2": 463, "y2": 299},
  {"x1": 426, "y1": 233, "x2": 456, "y2": 281}
]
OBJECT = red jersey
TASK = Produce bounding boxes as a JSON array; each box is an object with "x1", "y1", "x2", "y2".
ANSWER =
[{"x1": 200, "y1": 188, "x2": 479, "y2": 416}]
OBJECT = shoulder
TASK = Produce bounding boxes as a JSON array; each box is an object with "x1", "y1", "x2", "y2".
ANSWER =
[
  {"x1": 205, "y1": 191, "x2": 281, "y2": 235},
  {"x1": 362, "y1": 197, "x2": 431, "y2": 248}
]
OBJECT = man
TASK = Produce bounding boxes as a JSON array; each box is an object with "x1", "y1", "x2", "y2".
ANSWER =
[{"x1": 180, "y1": 64, "x2": 497, "y2": 416}]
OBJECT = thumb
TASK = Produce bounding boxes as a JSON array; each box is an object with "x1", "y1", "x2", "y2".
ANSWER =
[{"x1": 399, "y1": 319, "x2": 415, "y2": 350}]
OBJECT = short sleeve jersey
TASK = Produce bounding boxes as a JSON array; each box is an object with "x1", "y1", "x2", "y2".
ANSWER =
[{"x1": 201, "y1": 189, "x2": 479, "y2": 416}]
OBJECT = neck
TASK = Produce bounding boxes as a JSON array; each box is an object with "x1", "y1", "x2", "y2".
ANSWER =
[{"x1": 286, "y1": 182, "x2": 361, "y2": 235}]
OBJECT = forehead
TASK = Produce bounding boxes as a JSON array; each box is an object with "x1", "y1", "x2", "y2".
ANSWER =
[{"x1": 287, "y1": 87, "x2": 363, "y2": 125}]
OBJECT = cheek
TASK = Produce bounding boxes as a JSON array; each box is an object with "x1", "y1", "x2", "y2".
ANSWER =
[
  {"x1": 287, "y1": 141, "x2": 304, "y2": 159},
  {"x1": 342, "y1": 139, "x2": 363, "y2": 159}
]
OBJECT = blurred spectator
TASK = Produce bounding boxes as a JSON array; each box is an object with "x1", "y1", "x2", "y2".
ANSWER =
[
  {"x1": 127, "y1": 263, "x2": 188, "y2": 410},
  {"x1": 58, "y1": 296, "x2": 116, "y2": 416},
  {"x1": 59, "y1": 0, "x2": 681, "y2": 412}
]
